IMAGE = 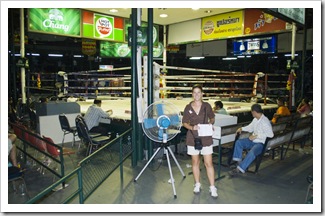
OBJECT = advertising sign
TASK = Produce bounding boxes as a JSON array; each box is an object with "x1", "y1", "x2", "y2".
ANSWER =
[
  {"x1": 124, "y1": 19, "x2": 159, "y2": 46},
  {"x1": 28, "y1": 8, "x2": 81, "y2": 36},
  {"x1": 278, "y1": 8, "x2": 305, "y2": 25},
  {"x1": 201, "y1": 10, "x2": 244, "y2": 40},
  {"x1": 82, "y1": 10, "x2": 124, "y2": 42},
  {"x1": 233, "y1": 36, "x2": 276, "y2": 56},
  {"x1": 82, "y1": 38, "x2": 97, "y2": 56},
  {"x1": 244, "y1": 9, "x2": 289, "y2": 35},
  {"x1": 100, "y1": 41, "x2": 163, "y2": 58}
]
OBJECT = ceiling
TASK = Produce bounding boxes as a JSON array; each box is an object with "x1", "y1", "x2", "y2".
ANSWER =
[{"x1": 83, "y1": 8, "x2": 243, "y2": 26}]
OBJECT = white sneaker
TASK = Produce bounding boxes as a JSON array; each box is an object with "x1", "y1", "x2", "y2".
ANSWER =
[
  {"x1": 193, "y1": 183, "x2": 201, "y2": 193},
  {"x1": 209, "y1": 186, "x2": 218, "y2": 198}
]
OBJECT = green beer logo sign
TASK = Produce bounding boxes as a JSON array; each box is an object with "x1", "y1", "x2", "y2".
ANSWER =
[
  {"x1": 29, "y1": 8, "x2": 81, "y2": 36},
  {"x1": 43, "y1": 9, "x2": 69, "y2": 32}
]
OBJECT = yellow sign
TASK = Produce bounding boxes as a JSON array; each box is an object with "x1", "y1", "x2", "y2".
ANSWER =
[
  {"x1": 201, "y1": 10, "x2": 244, "y2": 40},
  {"x1": 82, "y1": 38, "x2": 97, "y2": 56}
]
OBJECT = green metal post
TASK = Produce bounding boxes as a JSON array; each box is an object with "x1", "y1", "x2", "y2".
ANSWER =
[
  {"x1": 147, "y1": 8, "x2": 154, "y2": 158},
  {"x1": 78, "y1": 168, "x2": 84, "y2": 204},
  {"x1": 131, "y1": 8, "x2": 138, "y2": 167}
]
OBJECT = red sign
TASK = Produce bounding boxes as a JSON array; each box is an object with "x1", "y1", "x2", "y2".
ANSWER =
[{"x1": 244, "y1": 9, "x2": 288, "y2": 35}]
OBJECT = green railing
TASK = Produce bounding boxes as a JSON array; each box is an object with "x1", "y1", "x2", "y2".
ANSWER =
[
  {"x1": 26, "y1": 128, "x2": 133, "y2": 204},
  {"x1": 11, "y1": 122, "x2": 66, "y2": 178}
]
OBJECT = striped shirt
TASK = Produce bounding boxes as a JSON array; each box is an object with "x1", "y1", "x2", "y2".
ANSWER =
[
  {"x1": 84, "y1": 104, "x2": 110, "y2": 130},
  {"x1": 242, "y1": 114, "x2": 274, "y2": 144}
]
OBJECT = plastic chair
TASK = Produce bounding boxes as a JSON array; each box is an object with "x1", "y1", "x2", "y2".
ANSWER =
[
  {"x1": 43, "y1": 135, "x2": 76, "y2": 168},
  {"x1": 59, "y1": 114, "x2": 78, "y2": 148},
  {"x1": 75, "y1": 120, "x2": 110, "y2": 156},
  {"x1": 29, "y1": 134, "x2": 49, "y2": 174}
]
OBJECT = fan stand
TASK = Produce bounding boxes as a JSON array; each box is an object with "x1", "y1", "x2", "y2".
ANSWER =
[{"x1": 134, "y1": 142, "x2": 186, "y2": 199}]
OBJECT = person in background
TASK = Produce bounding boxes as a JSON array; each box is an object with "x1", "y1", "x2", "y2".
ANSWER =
[
  {"x1": 271, "y1": 97, "x2": 291, "y2": 124},
  {"x1": 8, "y1": 133, "x2": 18, "y2": 167},
  {"x1": 84, "y1": 99, "x2": 113, "y2": 135},
  {"x1": 182, "y1": 84, "x2": 218, "y2": 198},
  {"x1": 39, "y1": 97, "x2": 48, "y2": 103},
  {"x1": 297, "y1": 97, "x2": 311, "y2": 117},
  {"x1": 228, "y1": 104, "x2": 274, "y2": 177},
  {"x1": 213, "y1": 100, "x2": 228, "y2": 115}
]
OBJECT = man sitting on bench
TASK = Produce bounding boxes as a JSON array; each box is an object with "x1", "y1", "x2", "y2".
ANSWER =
[{"x1": 228, "y1": 104, "x2": 274, "y2": 177}]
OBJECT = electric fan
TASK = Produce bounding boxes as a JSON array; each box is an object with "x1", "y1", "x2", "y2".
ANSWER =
[
  {"x1": 134, "y1": 100, "x2": 186, "y2": 198},
  {"x1": 142, "y1": 100, "x2": 181, "y2": 143}
]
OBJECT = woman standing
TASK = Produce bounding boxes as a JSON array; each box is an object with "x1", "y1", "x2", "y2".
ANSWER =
[{"x1": 182, "y1": 84, "x2": 218, "y2": 198}]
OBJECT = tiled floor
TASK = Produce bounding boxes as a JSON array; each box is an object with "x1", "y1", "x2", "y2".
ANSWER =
[{"x1": 8, "y1": 139, "x2": 314, "y2": 211}]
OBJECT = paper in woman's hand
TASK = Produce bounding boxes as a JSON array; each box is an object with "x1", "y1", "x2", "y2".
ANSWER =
[{"x1": 198, "y1": 124, "x2": 213, "y2": 137}]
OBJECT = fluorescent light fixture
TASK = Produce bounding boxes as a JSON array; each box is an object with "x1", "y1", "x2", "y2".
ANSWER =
[
  {"x1": 27, "y1": 53, "x2": 40, "y2": 56},
  {"x1": 262, "y1": 40, "x2": 268, "y2": 49},
  {"x1": 189, "y1": 57, "x2": 205, "y2": 60},
  {"x1": 192, "y1": 8, "x2": 200, "y2": 10},
  {"x1": 159, "y1": 14, "x2": 168, "y2": 18},
  {"x1": 246, "y1": 56, "x2": 251, "y2": 58},
  {"x1": 109, "y1": 9, "x2": 118, "y2": 13},
  {"x1": 237, "y1": 56, "x2": 245, "y2": 58},
  {"x1": 73, "y1": 55, "x2": 84, "y2": 58},
  {"x1": 14, "y1": 54, "x2": 21, "y2": 56},
  {"x1": 222, "y1": 57, "x2": 237, "y2": 60},
  {"x1": 48, "y1": 54, "x2": 63, "y2": 57},
  {"x1": 239, "y1": 42, "x2": 245, "y2": 51},
  {"x1": 284, "y1": 54, "x2": 298, "y2": 57}
]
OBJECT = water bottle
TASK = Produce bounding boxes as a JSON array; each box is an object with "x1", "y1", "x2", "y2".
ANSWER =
[
  {"x1": 127, "y1": 135, "x2": 131, "y2": 146},
  {"x1": 116, "y1": 133, "x2": 119, "y2": 138}
]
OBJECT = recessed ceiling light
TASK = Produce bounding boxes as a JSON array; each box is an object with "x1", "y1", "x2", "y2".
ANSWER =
[
  {"x1": 109, "y1": 9, "x2": 118, "y2": 13},
  {"x1": 192, "y1": 8, "x2": 200, "y2": 11},
  {"x1": 160, "y1": 14, "x2": 168, "y2": 18},
  {"x1": 204, "y1": 10, "x2": 212, "y2": 13}
]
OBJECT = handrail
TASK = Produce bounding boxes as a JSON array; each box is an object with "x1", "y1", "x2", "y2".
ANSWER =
[
  {"x1": 10, "y1": 122, "x2": 65, "y2": 178},
  {"x1": 25, "y1": 127, "x2": 133, "y2": 204}
]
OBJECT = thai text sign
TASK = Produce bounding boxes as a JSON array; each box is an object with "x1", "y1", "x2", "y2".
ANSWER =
[
  {"x1": 28, "y1": 8, "x2": 81, "y2": 36},
  {"x1": 82, "y1": 38, "x2": 97, "y2": 56},
  {"x1": 201, "y1": 10, "x2": 243, "y2": 40},
  {"x1": 244, "y1": 9, "x2": 288, "y2": 35}
]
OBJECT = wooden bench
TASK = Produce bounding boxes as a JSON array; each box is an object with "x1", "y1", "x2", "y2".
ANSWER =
[
  {"x1": 282, "y1": 115, "x2": 313, "y2": 159},
  {"x1": 250, "y1": 116, "x2": 312, "y2": 173}
]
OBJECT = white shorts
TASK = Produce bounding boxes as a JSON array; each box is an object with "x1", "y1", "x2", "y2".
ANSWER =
[{"x1": 187, "y1": 145, "x2": 213, "y2": 155}]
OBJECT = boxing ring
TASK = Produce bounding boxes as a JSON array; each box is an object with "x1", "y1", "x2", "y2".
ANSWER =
[
  {"x1": 26, "y1": 62, "x2": 284, "y2": 135},
  {"x1": 56, "y1": 63, "x2": 285, "y2": 123},
  {"x1": 77, "y1": 98, "x2": 278, "y2": 122}
]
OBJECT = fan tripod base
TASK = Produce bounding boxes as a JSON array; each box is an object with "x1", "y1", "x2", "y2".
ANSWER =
[{"x1": 134, "y1": 144, "x2": 186, "y2": 199}]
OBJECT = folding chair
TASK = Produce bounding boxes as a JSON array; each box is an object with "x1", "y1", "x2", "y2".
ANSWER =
[
  {"x1": 59, "y1": 114, "x2": 78, "y2": 148},
  {"x1": 75, "y1": 115, "x2": 102, "y2": 151},
  {"x1": 75, "y1": 120, "x2": 110, "y2": 156}
]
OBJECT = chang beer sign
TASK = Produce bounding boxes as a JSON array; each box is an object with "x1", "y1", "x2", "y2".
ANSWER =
[
  {"x1": 100, "y1": 41, "x2": 131, "y2": 58},
  {"x1": 28, "y1": 8, "x2": 81, "y2": 36},
  {"x1": 94, "y1": 14, "x2": 114, "y2": 40}
]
